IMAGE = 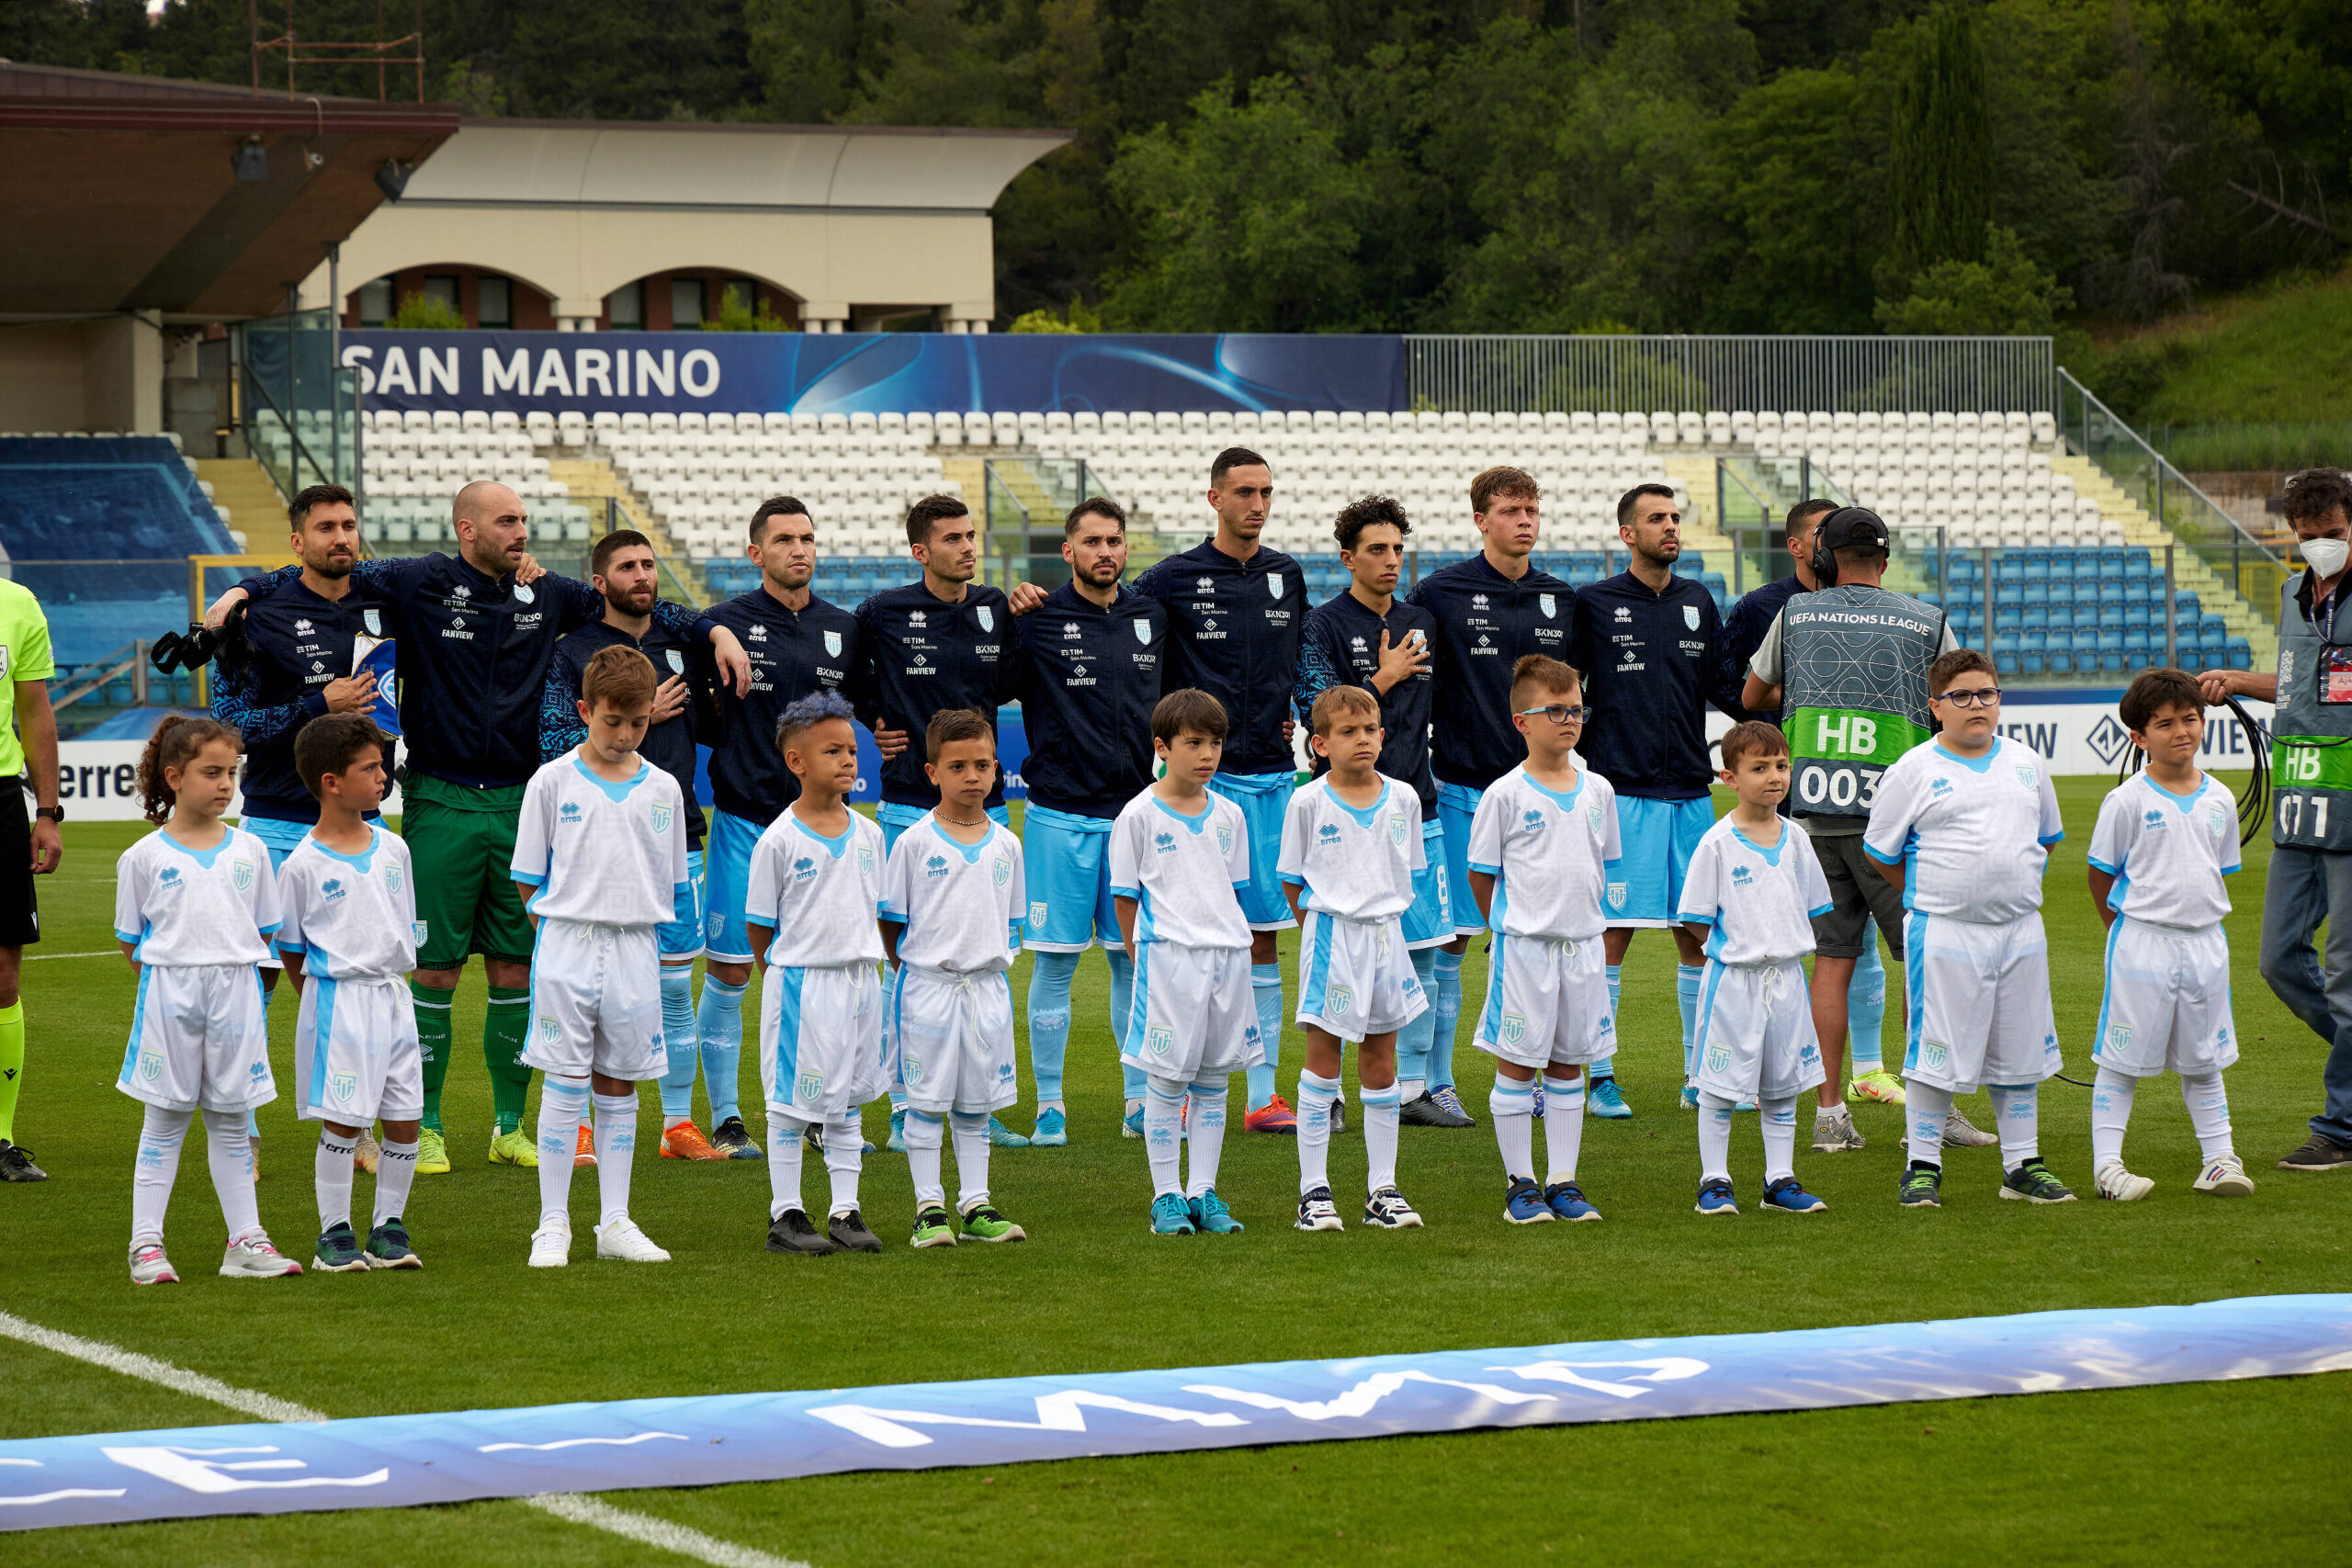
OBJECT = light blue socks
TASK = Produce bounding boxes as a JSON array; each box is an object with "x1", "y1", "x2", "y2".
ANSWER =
[
  {"x1": 658, "y1": 964, "x2": 699, "y2": 1122},
  {"x1": 1248, "y1": 963, "x2": 1283, "y2": 1111},
  {"x1": 1026, "y1": 949, "x2": 1079, "y2": 1104},
  {"x1": 693, "y1": 974, "x2": 746, "y2": 1127},
  {"x1": 1396, "y1": 947, "x2": 1440, "y2": 1094},
  {"x1": 1678, "y1": 963, "x2": 1704, "y2": 1077},
  {"x1": 1849, "y1": 933, "x2": 1887, "y2": 1075},
  {"x1": 1107, "y1": 947, "x2": 1144, "y2": 1102},
  {"x1": 1431, "y1": 949, "x2": 1463, "y2": 1092},
  {"x1": 1597, "y1": 964, "x2": 1624, "y2": 1080}
]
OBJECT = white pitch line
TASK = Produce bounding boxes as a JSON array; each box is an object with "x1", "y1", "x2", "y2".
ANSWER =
[
  {"x1": 23, "y1": 951, "x2": 122, "y2": 962},
  {"x1": 0, "y1": 1309, "x2": 809, "y2": 1567}
]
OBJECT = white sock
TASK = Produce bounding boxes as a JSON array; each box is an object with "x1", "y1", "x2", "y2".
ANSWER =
[
  {"x1": 768, "y1": 1116, "x2": 806, "y2": 1221},
  {"x1": 1697, "y1": 1092, "x2": 1735, "y2": 1183},
  {"x1": 904, "y1": 1109, "x2": 945, "y2": 1208},
  {"x1": 950, "y1": 1111, "x2": 990, "y2": 1212},
  {"x1": 1906, "y1": 1081, "x2": 1952, "y2": 1167},
  {"x1": 2182, "y1": 1072, "x2": 2234, "y2": 1162},
  {"x1": 1361, "y1": 1083, "x2": 1402, "y2": 1195},
  {"x1": 131, "y1": 1104, "x2": 193, "y2": 1246},
  {"x1": 1144, "y1": 1077, "x2": 1184, "y2": 1198},
  {"x1": 537, "y1": 1075, "x2": 589, "y2": 1221},
  {"x1": 1760, "y1": 1094, "x2": 1798, "y2": 1184},
  {"x1": 1295, "y1": 1069, "x2": 1340, "y2": 1194},
  {"x1": 1185, "y1": 1079, "x2": 1228, "y2": 1198},
  {"x1": 1541, "y1": 1072, "x2": 1584, "y2": 1185},
  {"x1": 824, "y1": 1113, "x2": 864, "y2": 1216},
  {"x1": 1490, "y1": 1077, "x2": 1535, "y2": 1180},
  {"x1": 1397, "y1": 1077, "x2": 1426, "y2": 1103},
  {"x1": 2091, "y1": 1066, "x2": 2136, "y2": 1169},
  {"x1": 314, "y1": 1128, "x2": 356, "y2": 1231},
  {"x1": 203, "y1": 1107, "x2": 262, "y2": 1243},
  {"x1": 1987, "y1": 1082, "x2": 2038, "y2": 1172},
  {"x1": 372, "y1": 1137, "x2": 417, "y2": 1227},
  {"x1": 592, "y1": 1092, "x2": 638, "y2": 1227}
]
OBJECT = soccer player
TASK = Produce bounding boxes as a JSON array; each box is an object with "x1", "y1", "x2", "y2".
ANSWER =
[
  {"x1": 1405, "y1": 467, "x2": 1576, "y2": 1125},
  {"x1": 1865, "y1": 649, "x2": 2073, "y2": 1209},
  {"x1": 1718, "y1": 498, "x2": 1903, "y2": 1111},
  {"x1": 699, "y1": 498, "x2": 862, "y2": 1163},
  {"x1": 745, "y1": 692, "x2": 889, "y2": 1256},
  {"x1": 277, "y1": 713, "x2": 424, "y2": 1271},
  {"x1": 209, "y1": 480, "x2": 751, "y2": 1175},
  {"x1": 1135, "y1": 448, "x2": 1307, "y2": 1134},
  {"x1": 513, "y1": 646, "x2": 688, "y2": 1266},
  {"x1": 1468, "y1": 657, "x2": 1616, "y2": 1226},
  {"x1": 1295, "y1": 495, "x2": 1462, "y2": 1130},
  {"x1": 1576, "y1": 483, "x2": 1749, "y2": 1118},
  {"x1": 855, "y1": 495, "x2": 1021, "y2": 1149},
  {"x1": 1679, "y1": 721, "x2": 1832, "y2": 1216},
  {"x1": 880, "y1": 709, "x2": 1028, "y2": 1247},
  {"x1": 0, "y1": 567, "x2": 60, "y2": 1183},
  {"x1": 1281, "y1": 686, "x2": 1431, "y2": 1231},
  {"x1": 1111, "y1": 689, "x2": 1260, "y2": 1235},
  {"x1": 115, "y1": 717, "x2": 297, "y2": 1283},
  {"x1": 2085, "y1": 670, "x2": 2253, "y2": 1200},
  {"x1": 541, "y1": 529, "x2": 741, "y2": 1161},
  {"x1": 1015, "y1": 496, "x2": 1166, "y2": 1145}
]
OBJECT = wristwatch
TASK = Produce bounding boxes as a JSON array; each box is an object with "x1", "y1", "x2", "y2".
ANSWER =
[{"x1": 33, "y1": 805, "x2": 62, "y2": 823}]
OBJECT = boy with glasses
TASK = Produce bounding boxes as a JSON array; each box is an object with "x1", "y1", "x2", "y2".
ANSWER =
[{"x1": 1864, "y1": 650, "x2": 2073, "y2": 1208}]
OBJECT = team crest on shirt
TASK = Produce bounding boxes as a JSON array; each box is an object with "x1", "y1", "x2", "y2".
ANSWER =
[
  {"x1": 414, "y1": 920, "x2": 429, "y2": 945},
  {"x1": 991, "y1": 850, "x2": 1012, "y2": 887},
  {"x1": 1540, "y1": 594, "x2": 1556, "y2": 619},
  {"x1": 2015, "y1": 764, "x2": 2035, "y2": 788},
  {"x1": 232, "y1": 859, "x2": 255, "y2": 892},
  {"x1": 824, "y1": 630, "x2": 842, "y2": 657},
  {"x1": 1706, "y1": 1042, "x2": 1730, "y2": 1075},
  {"x1": 706, "y1": 910, "x2": 724, "y2": 939},
  {"x1": 1607, "y1": 881, "x2": 1627, "y2": 908},
  {"x1": 1147, "y1": 1024, "x2": 1173, "y2": 1057},
  {"x1": 139, "y1": 1050, "x2": 163, "y2": 1083},
  {"x1": 1216, "y1": 820, "x2": 1234, "y2": 854},
  {"x1": 330, "y1": 1072, "x2": 356, "y2": 1104},
  {"x1": 797, "y1": 1069, "x2": 823, "y2": 1102},
  {"x1": 1683, "y1": 604, "x2": 1701, "y2": 630},
  {"x1": 515, "y1": 584, "x2": 536, "y2": 604},
  {"x1": 387, "y1": 864, "x2": 403, "y2": 895},
  {"x1": 1134, "y1": 618, "x2": 1151, "y2": 644},
  {"x1": 539, "y1": 1014, "x2": 562, "y2": 1045},
  {"x1": 2107, "y1": 1023, "x2": 2133, "y2": 1052},
  {"x1": 1587, "y1": 803, "x2": 1603, "y2": 831},
  {"x1": 1388, "y1": 812, "x2": 1408, "y2": 847},
  {"x1": 651, "y1": 803, "x2": 673, "y2": 834},
  {"x1": 2208, "y1": 805, "x2": 2230, "y2": 838},
  {"x1": 1921, "y1": 1039, "x2": 1949, "y2": 1070},
  {"x1": 1328, "y1": 984, "x2": 1353, "y2": 1016},
  {"x1": 856, "y1": 843, "x2": 876, "y2": 879},
  {"x1": 1030, "y1": 901, "x2": 1047, "y2": 925},
  {"x1": 1499, "y1": 1012, "x2": 1527, "y2": 1046},
  {"x1": 665, "y1": 649, "x2": 685, "y2": 674},
  {"x1": 902, "y1": 1053, "x2": 923, "y2": 1086},
  {"x1": 978, "y1": 606, "x2": 995, "y2": 633},
  {"x1": 1268, "y1": 575, "x2": 1283, "y2": 600},
  {"x1": 364, "y1": 608, "x2": 382, "y2": 637}
]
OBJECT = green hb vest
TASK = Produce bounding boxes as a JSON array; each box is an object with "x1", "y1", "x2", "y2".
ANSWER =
[
  {"x1": 2269, "y1": 575, "x2": 2352, "y2": 851},
  {"x1": 1781, "y1": 584, "x2": 1946, "y2": 821}
]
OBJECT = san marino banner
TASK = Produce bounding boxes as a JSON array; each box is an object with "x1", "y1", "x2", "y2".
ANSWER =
[
  {"x1": 315, "y1": 332, "x2": 1410, "y2": 418},
  {"x1": 2, "y1": 1295, "x2": 2345, "y2": 1531}
]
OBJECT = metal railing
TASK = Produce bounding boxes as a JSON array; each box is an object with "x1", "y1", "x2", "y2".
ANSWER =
[
  {"x1": 2055, "y1": 367, "x2": 2286, "y2": 624},
  {"x1": 1405, "y1": 335, "x2": 2057, "y2": 418},
  {"x1": 235, "y1": 310, "x2": 365, "y2": 505}
]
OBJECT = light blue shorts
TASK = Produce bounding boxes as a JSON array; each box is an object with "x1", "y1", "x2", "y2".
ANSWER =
[
  {"x1": 879, "y1": 800, "x2": 1012, "y2": 857},
  {"x1": 1437, "y1": 782, "x2": 1487, "y2": 936},
  {"x1": 1400, "y1": 815, "x2": 1452, "y2": 949},
  {"x1": 1021, "y1": 802, "x2": 1118, "y2": 952},
  {"x1": 1206, "y1": 771, "x2": 1297, "y2": 931},
  {"x1": 661, "y1": 848, "x2": 705, "y2": 962},
  {"x1": 1606, "y1": 795, "x2": 1716, "y2": 927},
  {"x1": 703, "y1": 808, "x2": 768, "y2": 966}
]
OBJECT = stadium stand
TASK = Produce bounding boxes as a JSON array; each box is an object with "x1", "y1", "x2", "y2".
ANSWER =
[{"x1": 359, "y1": 409, "x2": 590, "y2": 550}]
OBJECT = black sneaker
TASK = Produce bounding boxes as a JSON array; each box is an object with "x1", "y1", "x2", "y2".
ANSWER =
[
  {"x1": 712, "y1": 1118, "x2": 763, "y2": 1160},
  {"x1": 1898, "y1": 1161, "x2": 1942, "y2": 1208},
  {"x1": 765, "y1": 1207, "x2": 842, "y2": 1256},
  {"x1": 1399, "y1": 1091, "x2": 1474, "y2": 1129},
  {"x1": 0, "y1": 1141, "x2": 47, "y2": 1182},
  {"x1": 2278, "y1": 1134, "x2": 2352, "y2": 1172},
  {"x1": 827, "y1": 1208, "x2": 884, "y2": 1253},
  {"x1": 1999, "y1": 1158, "x2": 2076, "y2": 1204}
]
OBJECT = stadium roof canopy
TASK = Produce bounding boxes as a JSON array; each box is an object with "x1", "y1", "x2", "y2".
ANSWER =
[{"x1": 0, "y1": 62, "x2": 458, "y2": 321}]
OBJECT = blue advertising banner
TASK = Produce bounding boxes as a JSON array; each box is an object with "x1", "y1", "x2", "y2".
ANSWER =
[
  {"x1": 330, "y1": 331, "x2": 1408, "y2": 417},
  {"x1": 1, "y1": 1294, "x2": 2344, "y2": 1531}
]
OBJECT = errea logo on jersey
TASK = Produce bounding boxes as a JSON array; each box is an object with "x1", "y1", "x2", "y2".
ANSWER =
[
  {"x1": 560, "y1": 802, "x2": 582, "y2": 823},
  {"x1": 1613, "y1": 606, "x2": 1633, "y2": 622},
  {"x1": 2144, "y1": 807, "x2": 2165, "y2": 828},
  {"x1": 1521, "y1": 808, "x2": 1545, "y2": 832},
  {"x1": 749, "y1": 624, "x2": 767, "y2": 640},
  {"x1": 1154, "y1": 829, "x2": 1177, "y2": 853},
  {"x1": 1063, "y1": 622, "x2": 1081, "y2": 638},
  {"x1": 322, "y1": 877, "x2": 346, "y2": 901},
  {"x1": 1929, "y1": 776, "x2": 1954, "y2": 796},
  {"x1": 1731, "y1": 864, "x2": 1753, "y2": 886},
  {"x1": 1317, "y1": 823, "x2": 1342, "y2": 844},
  {"x1": 909, "y1": 611, "x2": 927, "y2": 627},
  {"x1": 453, "y1": 583, "x2": 471, "y2": 600},
  {"x1": 1471, "y1": 593, "x2": 1489, "y2": 610},
  {"x1": 294, "y1": 618, "x2": 314, "y2": 634},
  {"x1": 158, "y1": 866, "x2": 181, "y2": 886},
  {"x1": 1195, "y1": 576, "x2": 1216, "y2": 593},
  {"x1": 793, "y1": 855, "x2": 817, "y2": 884},
  {"x1": 925, "y1": 853, "x2": 949, "y2": 878}
]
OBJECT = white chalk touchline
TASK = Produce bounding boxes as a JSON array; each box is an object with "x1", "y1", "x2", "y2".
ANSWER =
[
  {"x1": 24, "y1": 951, "x2": 125, "y2": 962},
  {"x1": 0, "y1": 1309, "x2": 811, "y2": 1568}
]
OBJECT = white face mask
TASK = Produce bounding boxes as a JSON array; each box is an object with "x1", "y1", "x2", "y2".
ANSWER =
[{"x1": 2301, "y1": 536, "x2": 2349, "y2": 581}]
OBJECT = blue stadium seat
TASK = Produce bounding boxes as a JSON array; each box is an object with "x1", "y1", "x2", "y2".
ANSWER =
[
  {"x1": 2226, "y1": 637, "x2": 2253, "y2": 670},
  {"x1": 1992, "y1": 636, "x2": 2022, "y2": 677},
  {"x1": 2021, "y1": 631, "x2": 2049, "y2": 674},
  {"x1": 2022, "y1": 605, "x2": 2048, "y2": 632},
  {"x1": 2022, "y1": 582, "x2": 2049, "y2": 609},
  {"x1": 2124, "y1": 603, "x2": 2152, "y2": 631}
]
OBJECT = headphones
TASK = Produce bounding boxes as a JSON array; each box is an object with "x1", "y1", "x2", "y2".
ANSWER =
[{"x1": 1810, "y1": 529, "x2": 1839, "y2": 588}]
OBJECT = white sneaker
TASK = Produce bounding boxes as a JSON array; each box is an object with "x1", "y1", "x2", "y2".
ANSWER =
[
  {"x1": 1942, "y1": 1108, "x2": 1998, "y2": 1147},
  {"x1": 528, "y1": 1214, "x2": 572, "y2": 1269},
  {"x1": 1811, "y1": 1105, "x2": 1866, "y2": 1152},
  {"x1": 355, "y1": 1126, "x2": 381, "y2": 1176},
  {"x1": 219, "y1": 1235, "x2": 303, "y2": 1279},
  {"x1": 594, "y1": 1216, "x2": 671, "y2": 1262},
  {"x1": 2192, "y1": 1154, "x2": 2256, "y2": 1196},
  {"x1": 129, "y1": 1242, "x2": 179, "y2": 1285},
  {"x1": 2094, "y1": 1159, "x2": 2154, "y2": 1201}
]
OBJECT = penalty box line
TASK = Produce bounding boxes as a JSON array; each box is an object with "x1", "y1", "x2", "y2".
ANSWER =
[{"x1": 0, "y1": 1309, "x2": 810, "y2": 1568}]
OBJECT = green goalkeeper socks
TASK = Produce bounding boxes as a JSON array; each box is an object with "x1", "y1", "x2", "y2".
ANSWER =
[
  {"x1": 412, "y1": 979, "x2": 456, "y2": 1133},
  {"x1": 485, "y1": 985, "x2": 534, "y2": 1134},
  {"x1": 0, "y1": 1001, "x2": 23, "y2": 1144}
]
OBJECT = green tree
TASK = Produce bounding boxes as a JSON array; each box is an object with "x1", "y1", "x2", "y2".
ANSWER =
[
  {"x1": 388, "y1": 290, "x2": 467, "y2": 330},
  {"x1": 1874, "y1": 223, "x2": 2074, "y2": 333},
  {"x1": 1883, "y1": 3, "x2": 1993, "y2": 284}
]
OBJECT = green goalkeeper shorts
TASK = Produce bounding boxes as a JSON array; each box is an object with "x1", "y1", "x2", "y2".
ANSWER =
[{"x1": 402, "y1": 774, "x2": 536, "y2": 969}]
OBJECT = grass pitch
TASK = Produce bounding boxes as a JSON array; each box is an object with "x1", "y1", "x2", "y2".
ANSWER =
[{"x1": 3, "y1": 775, "x2": 2345, "y2": 1565}]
